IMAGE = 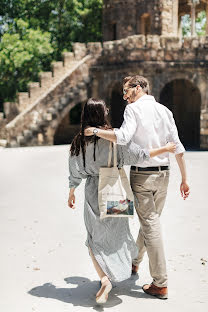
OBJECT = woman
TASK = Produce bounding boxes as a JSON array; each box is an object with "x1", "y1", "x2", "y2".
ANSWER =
[{"x1": 68, "y1": 98, "x2": 175, "y2": 304}]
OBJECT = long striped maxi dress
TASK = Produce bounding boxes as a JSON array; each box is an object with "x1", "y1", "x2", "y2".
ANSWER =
[{"x1": 68, "y1": 138, "x2": 150, "y2": 282}]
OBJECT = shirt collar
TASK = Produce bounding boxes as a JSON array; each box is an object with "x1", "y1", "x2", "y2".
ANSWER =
[{"x1": 135, "y1": 94, "x2": 156, "y2": 104}]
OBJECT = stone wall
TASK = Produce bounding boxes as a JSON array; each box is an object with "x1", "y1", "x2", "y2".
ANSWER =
[
  {"x1": 101, "y1": 34, "x2": 208, "y2": 64},
  {"x1": 103, "y1": 0, "x2": 187, "y2": 40},
  {"x1": 90, "y1": 34, "x2": 208, "y2": 149}
]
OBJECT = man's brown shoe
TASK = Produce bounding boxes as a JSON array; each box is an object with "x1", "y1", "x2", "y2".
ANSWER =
[
  {"x1": 142, "y1": 283, "x2": 168, "y2": 300},
  {"x1": 132, "y1": 264, "x2": 138, "y2": 275}
]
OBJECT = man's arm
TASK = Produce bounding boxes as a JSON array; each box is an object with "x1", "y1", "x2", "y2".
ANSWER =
[
  {"x1": 85, "y1": 105, "x2": 137, "y2": 145},
  {"x1": 85, "y1": 128, "x2": 117, "y2": 142},
  {"x1": 175, "y1": 153, "x2": 190, "y2": 200}
]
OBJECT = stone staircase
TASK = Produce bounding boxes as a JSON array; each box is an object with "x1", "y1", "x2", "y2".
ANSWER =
[{"x1": 0, "y1": 42, "x2": 102, "y2": 147}]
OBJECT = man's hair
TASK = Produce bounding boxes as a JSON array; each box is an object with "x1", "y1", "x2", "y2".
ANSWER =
[{"x1": 123, "y1": 75, "x2": 150, "y2": 94}]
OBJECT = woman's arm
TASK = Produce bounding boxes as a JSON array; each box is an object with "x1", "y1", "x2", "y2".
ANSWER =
[{"x1": 149, "y1": 142, "x2": 176, "y2": 158}]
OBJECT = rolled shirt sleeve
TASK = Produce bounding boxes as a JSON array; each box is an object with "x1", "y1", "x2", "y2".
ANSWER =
[
  {"x1": 114, "y1": 105, "x2": 137, "y2": 145},
  {"x1": 168, "y1": 112, "x2": 185, "y2": 155}
]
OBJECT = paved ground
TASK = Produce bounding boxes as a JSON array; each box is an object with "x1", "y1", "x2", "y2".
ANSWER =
[{"x1": 0, "y1": 145, "x2": 208, "y2": 312}]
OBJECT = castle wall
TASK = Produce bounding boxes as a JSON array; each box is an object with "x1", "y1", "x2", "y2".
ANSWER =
[{"x1": 91, "y1": 34, "x2": 208, "y2": 148}]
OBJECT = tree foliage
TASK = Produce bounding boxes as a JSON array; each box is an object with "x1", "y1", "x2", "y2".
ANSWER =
[
  {"x1": 181, "y1": 10, "x2": 206, "y2": 37},
  {"x1": 0, "y1": 0, "x2": 103, "y2": 107},
  {"x1": 0, "y1": 19, "x2": 54, "y2": 104},
  {"x1": 0, "y1": 0, "x2": 103, "y2": 58}
]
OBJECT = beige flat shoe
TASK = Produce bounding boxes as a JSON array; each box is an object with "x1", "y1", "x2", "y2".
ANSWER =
[{"x1": 96, "y1": 276, "x2": 112, "y2": 304}]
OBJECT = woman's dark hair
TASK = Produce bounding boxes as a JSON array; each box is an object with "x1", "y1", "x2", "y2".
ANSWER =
[{"x1": 70, "y1": 98, "x2": 112, "y2": 167}]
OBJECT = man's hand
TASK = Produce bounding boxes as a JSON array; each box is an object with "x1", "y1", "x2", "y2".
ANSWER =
[
  {"x1": 180, "y1": 182, "x2": 190, "y2": 200},
  {"x1": 68, "y1": 192, "x2": 76, "y2": 209},
  {"x1": 84, "y1": 127, "x2": 95, "y2": 136}
]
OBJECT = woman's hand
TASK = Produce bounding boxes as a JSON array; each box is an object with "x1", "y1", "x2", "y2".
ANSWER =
[
  {"x1": 68, "y1": 188, "x2": 76, "y2": 209},
  {"x1": 84, "y1": 127, "x2": 95, "y2": 136},
  {"x1": 165, "y1": 142, "x2": 176, "y2": 153}
]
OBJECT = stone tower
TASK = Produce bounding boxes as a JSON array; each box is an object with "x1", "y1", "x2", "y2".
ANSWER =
[
  {"x1": 103, "y1": 0, "x2": 179, "y2": 40},
  {"x1": 103, "y1": 0, "x2": 208, "y2": 40}
]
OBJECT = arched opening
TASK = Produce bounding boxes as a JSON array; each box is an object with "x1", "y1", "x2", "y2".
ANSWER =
[
  {"x1": 160, "y1": 79, "x2": 201, "y2": 149},
  {"x1": 54, "y1": 102, "x2": 82, "y2": 145},
  {"x1": 178, "y1": 0, "x2": 207, "y2": 37},
  {"x1": 110, "y1": 83, "x2": 126, "y2": 128},
  {"x1": 141, "y1": 13, "x2": 151, "y2": 35}
]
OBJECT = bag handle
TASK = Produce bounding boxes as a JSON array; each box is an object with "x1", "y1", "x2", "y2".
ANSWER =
[
  {"x1": 107, "y1": 142, "x2": 117, "y2": 168},
  {"x1": 107, "y1": 142, "x2": 112, "y2": 167},
  {"x1": 113, "y1": 143, "x2": 117, "y2": 167}
]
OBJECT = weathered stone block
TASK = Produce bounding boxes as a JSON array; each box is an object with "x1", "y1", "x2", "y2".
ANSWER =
[
  {"x1": 28, "y1": 82, "x2": 42, "y2": 100},
  {"x1": 17, "y1": 135, "x2": 25, "y2": 145},
  {"x1": 52, "y1": 61, "x2": 65, "y2": 78},
  {"x1": 18, "y1": 92, "x2": 30, "y2": 111},
  {"x1": 39, "y1": 72, "x2": 53, "y2": 89},
  {"x1": 23, "y1": 130, "x2": 33, "y2": 139},
  {"x1": 129, "y1": 35, "x2": 145, "y2": 49},
  {"x1": 87, "y1": 42, "x2": 102, "y2": 55},
  {"x1": 30, "y1": 124, "x2": 39, "y2": 133},
  {"x1": 62, "y1": 52, "x2": 75, "y2": 67},
  {"x1": 73, "y1": 43, "x2": 87, "y2": 60},
  {"x1": 0, "y1": 139, "x2": 7, "y2": 147},
  {"x1": 160, "y1": 36, "x2": 182, "y2": 50},
  {"x1": 146, "y1": 35, "x2": 161, "y2": 49},
  {"x1": 9, "y1": 140, "x2": 19, "y2": 148}
]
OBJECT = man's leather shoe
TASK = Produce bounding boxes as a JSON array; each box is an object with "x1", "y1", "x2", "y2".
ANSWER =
[
  {"x1": 142, "y1": 283, "x2": 168, "y2": 299},
  {"x1": 132, "y1": 264, "x2": 138, "y2": 275}
]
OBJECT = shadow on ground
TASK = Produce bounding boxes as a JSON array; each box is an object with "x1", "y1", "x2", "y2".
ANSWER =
[{"x1": 28, "y1": 275, "x2": 155, "y2": 310}]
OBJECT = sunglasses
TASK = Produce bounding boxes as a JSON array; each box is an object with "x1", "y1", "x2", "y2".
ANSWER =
[{"x1": 123, "y1": 85, "x2": 138, "y2": 95}]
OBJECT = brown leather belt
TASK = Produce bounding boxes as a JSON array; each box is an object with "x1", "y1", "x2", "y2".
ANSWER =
[{"x1": 131, "y1": 166, "x2": 169, "y2": 172}]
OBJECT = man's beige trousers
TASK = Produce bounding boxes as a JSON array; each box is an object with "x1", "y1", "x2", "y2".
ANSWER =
[{"x1": 130, "y1": 169, "x2": 169, "y2": 287}]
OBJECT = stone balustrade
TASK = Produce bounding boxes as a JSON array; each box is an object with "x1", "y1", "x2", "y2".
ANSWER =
[{"x1": 101, "y1": 34, "x2": 208, "y2": 64}]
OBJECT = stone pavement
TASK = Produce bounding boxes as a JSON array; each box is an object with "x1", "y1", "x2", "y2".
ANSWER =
[{"x1": 0, "y1": 145, "x2": 207, "y2": 312}]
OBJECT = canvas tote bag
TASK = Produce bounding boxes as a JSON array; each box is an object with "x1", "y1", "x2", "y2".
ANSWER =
[{"x1": 98, "y1": 142, "x2": 134, "y2": 219}]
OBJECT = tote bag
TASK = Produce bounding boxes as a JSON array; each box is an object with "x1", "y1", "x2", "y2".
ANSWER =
[{"x1": 98, "y1": 142, "x2": 134, "y2": 219}]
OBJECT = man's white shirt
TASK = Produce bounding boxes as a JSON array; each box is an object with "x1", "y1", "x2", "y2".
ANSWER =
[{"x1": 114, "y1": 94, "x2": 185, "y2": 167}]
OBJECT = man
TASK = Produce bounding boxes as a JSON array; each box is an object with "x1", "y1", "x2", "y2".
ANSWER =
[{"x1": 85, "y1": 76, "x2": 190, "y2": 299}]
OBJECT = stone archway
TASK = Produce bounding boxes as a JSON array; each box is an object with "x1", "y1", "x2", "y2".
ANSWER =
[
  {"x1": 160, "y1": 79, "x2": 201, "y2": 149},
  {"x1": 110, "y1": 82, "x2": 126, "y2": 128}
]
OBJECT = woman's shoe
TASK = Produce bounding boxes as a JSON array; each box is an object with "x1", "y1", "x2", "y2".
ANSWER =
[{"x1": 96, "y1": 276, "x2": 112, "y2": 304}]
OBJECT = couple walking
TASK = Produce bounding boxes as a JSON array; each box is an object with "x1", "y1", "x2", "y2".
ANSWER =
[{"x1": 68, "y1": 75, "x2": 190, "y2": 304}]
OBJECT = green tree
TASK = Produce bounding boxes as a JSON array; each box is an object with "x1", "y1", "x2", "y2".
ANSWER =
[
  {"x1": 0, "y1": 1, "x2": 103, "y2": 106},
  {"x1": 0, "y1": 19, "x2": 54, "y2": 106},
  {"x1": 0, "y1": 0, "x2": 103, "y2": 59}
]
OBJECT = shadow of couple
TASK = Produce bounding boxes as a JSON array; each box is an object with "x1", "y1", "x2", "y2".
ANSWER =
[{"x1": 28, "y1": 274, "x2": 154, "y2": 310}]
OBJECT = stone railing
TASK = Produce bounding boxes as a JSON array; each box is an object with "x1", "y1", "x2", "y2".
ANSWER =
[{"x1": 100, "y1": 34, "x2": 208, "y2": 64}]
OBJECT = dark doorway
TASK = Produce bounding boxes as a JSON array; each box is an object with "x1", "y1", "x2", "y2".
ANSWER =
[
  {"x1": 160, "y1": 79, "x2": 201, "y2": 149},
  {"x1": 110, "y1": 83, "x2": 126, "y2": 128},
  {"x1": 54, "y1": 103, "x2": 82, "y2": 145}
]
